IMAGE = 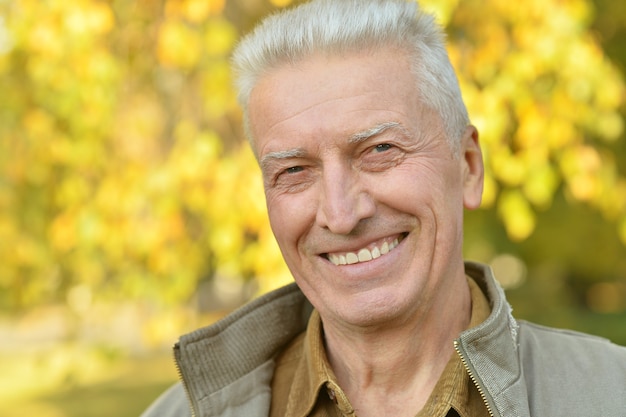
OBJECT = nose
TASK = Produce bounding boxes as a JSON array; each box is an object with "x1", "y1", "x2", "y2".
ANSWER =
[{"x1": 315, "y1": 163, "x2": 376, "y2": 235}]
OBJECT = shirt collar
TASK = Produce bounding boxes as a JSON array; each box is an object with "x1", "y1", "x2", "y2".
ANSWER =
[{"x1": 284, "y1": 308, "x2": 353, "y2": 416}]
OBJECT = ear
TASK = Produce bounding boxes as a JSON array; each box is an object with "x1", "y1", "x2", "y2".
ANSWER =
[{"x1": 461, "y1": 125, "x2": 484, "y2": 210}]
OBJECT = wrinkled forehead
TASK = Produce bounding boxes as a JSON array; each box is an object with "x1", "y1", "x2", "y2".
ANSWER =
[{"x1": 247, "y1": 49, "x2": 426, "y2": 152}]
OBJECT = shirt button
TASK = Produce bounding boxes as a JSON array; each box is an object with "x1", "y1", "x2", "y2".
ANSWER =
[{"x1": 327, "y1": 387, "x2": 338, "y2": 404}]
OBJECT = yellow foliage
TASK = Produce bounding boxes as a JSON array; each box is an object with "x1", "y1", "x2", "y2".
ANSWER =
[
  {"x1": 595, "y1": 112, "x2": 624, "y2": 142},
  {"x1": 113, "y1": 94, "x2": 167, "y2": 162},
  {"x1": 202, "y1": 60, "x2": 237, "y2": 118},
  {"x1": 498, "y1": 190, "x2": 536, "y2": 241},
  {"x1": 185, "y1": 0, "x2": 225, "y2": 22},
  {"x1": 0, "y1": 0, "x2": 625, "y2": 315},
  {"x1": 48, "y1": 210, "x2": 77, "y2": 254},
  {"x1": 522, "y1": 164, "x2": 558, "y2": 209},
  {"x1": 204, "y1": 18, "x2": 237, "y2": 57},
  {"x1": 452, "y1": 0, "x2": 626, "y2": 240},
  {"x1": 157, "y1": 20, "x2": 202, "y2": 68},
  {"x1": 166, "y1": 0, "x2": 225, "y2": 21},
  {"x1": 420, "y1": 0, "x2": 460, "y2": 26},
  {"x1": 63, "y1": 1, "x2": 114, "y2": 36},
  {"x1": 491, "y1": 150, "x2": 527, "y2": 187},
  {"x1": 269, "y1": 0, "x2": 295, "y2": 8},
  {"x1": 560, "y1": 145, "x2": 605, "y2": 202},
  {"x1": 27, "y1": 21, "x2": 64, "y2": 57}
]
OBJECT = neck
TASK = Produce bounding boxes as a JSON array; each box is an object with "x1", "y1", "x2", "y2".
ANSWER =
[{"x1": 321, "y1": 275, "x2": 472, "y2": 417}]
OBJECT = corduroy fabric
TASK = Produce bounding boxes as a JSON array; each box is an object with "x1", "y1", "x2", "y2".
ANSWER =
[{"x1": 173, "y1": 283, "x2": 313, "y2": 416}]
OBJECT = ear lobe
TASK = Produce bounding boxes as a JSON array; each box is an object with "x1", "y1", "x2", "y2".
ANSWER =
[{"x1": 461, "y1": 125, "x2": 484, "y2": 210}]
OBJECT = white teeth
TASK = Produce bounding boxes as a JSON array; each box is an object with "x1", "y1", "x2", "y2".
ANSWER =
[
  {"x1": 358, "y1": 249, "x2": 372, "y2": 262},
  {"x1": 346, "y1": 252, "x2": 359, "y2": 264},
  {"x1": 327, "y1": 237, "x2": 402, "y2": 266},
  {"x1": 380, "y1": 242, "x2": 389, "y2": 255}
]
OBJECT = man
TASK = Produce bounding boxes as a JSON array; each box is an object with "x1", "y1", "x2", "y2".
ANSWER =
[{"x1": 142, "y1": 1, "x2": 626, "y2": 416}]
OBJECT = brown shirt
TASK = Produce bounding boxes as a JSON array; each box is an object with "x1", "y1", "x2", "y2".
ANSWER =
[{"x1": 270, "y1": 278, "x2": 492, "y2": 417}]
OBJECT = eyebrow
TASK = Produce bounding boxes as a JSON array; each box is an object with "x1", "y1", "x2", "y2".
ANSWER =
[
  {"x1": 348, "y1": 121, "x2": 407, "y2": 144},
  {"x1": 260, "y1": 148, "x2": 307, "y2": 173}
]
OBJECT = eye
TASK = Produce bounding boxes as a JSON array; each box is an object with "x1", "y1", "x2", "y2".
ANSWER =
[
  {"x1": 284, "y1": 166, "x2": 304, "y2": 174},
  {"x1": 358, "y1": 141, "x2": 405, "y2": 172},
  {"x1": 373, "y1": 143, "x2": 393, "y2": 152}
]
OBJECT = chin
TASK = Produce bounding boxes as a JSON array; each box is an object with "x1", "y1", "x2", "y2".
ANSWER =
[{"x1": 330, "y1": 291, "x2": 411, "y2": 328}]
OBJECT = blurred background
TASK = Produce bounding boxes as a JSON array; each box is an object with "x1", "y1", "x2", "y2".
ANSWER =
[{"x1": 0, "y1": 0, "x2": 625, "y2": 415}]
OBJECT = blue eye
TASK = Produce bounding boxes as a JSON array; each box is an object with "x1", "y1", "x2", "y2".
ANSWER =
[
  {"x1": 285, "y1": 166, "x2": 303, "y2": 174},
  {"x1": 374, "y1": 143, "x2": 392, "y2": 152}
]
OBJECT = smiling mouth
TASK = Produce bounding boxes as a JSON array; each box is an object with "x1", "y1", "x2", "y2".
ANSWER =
[{"x1": 324, "y1": 233, "x2": 407, "y2": 266}]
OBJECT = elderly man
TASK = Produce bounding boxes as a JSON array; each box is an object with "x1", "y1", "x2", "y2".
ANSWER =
[{"x1": 142, "y1": 1, "x2": 626, "y2": 416}]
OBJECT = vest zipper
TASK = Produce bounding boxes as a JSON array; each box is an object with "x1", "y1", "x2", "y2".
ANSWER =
[
  {"x1": 173, "y1": 342, "x2": 198, "y2": 417},
  {"x1": 453, "y1": 340, "x2": 495, "y2": 417}
]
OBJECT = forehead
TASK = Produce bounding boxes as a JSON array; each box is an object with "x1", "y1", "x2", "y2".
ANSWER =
[{"x1": 248, "y1": 49, "x2": 423, "y2": 158}]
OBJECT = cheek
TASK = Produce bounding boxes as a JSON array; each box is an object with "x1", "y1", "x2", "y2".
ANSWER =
[
  {"x1": 266, "y1": 193, "x2": 315, "y2": 248},
  {"x1": 372, "y1": 161, "x2": 463, "y2": 220},
  {"x1": 370, "y1": 163, "x2": 443, "y2": 206}
]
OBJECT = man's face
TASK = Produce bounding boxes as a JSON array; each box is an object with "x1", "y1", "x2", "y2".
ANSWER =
[{"x1": 248, "y1": 49, "x2": 483, "y2": 329}]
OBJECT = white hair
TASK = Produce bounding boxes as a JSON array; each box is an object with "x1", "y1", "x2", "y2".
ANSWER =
[{"x1": 232, "y1": 0, "x2": 469, "y2": 153}]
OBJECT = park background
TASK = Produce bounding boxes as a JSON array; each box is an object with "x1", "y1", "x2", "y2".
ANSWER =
[{"x1": 1, "y1": 0, "x2": 625, "y2": 415}]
